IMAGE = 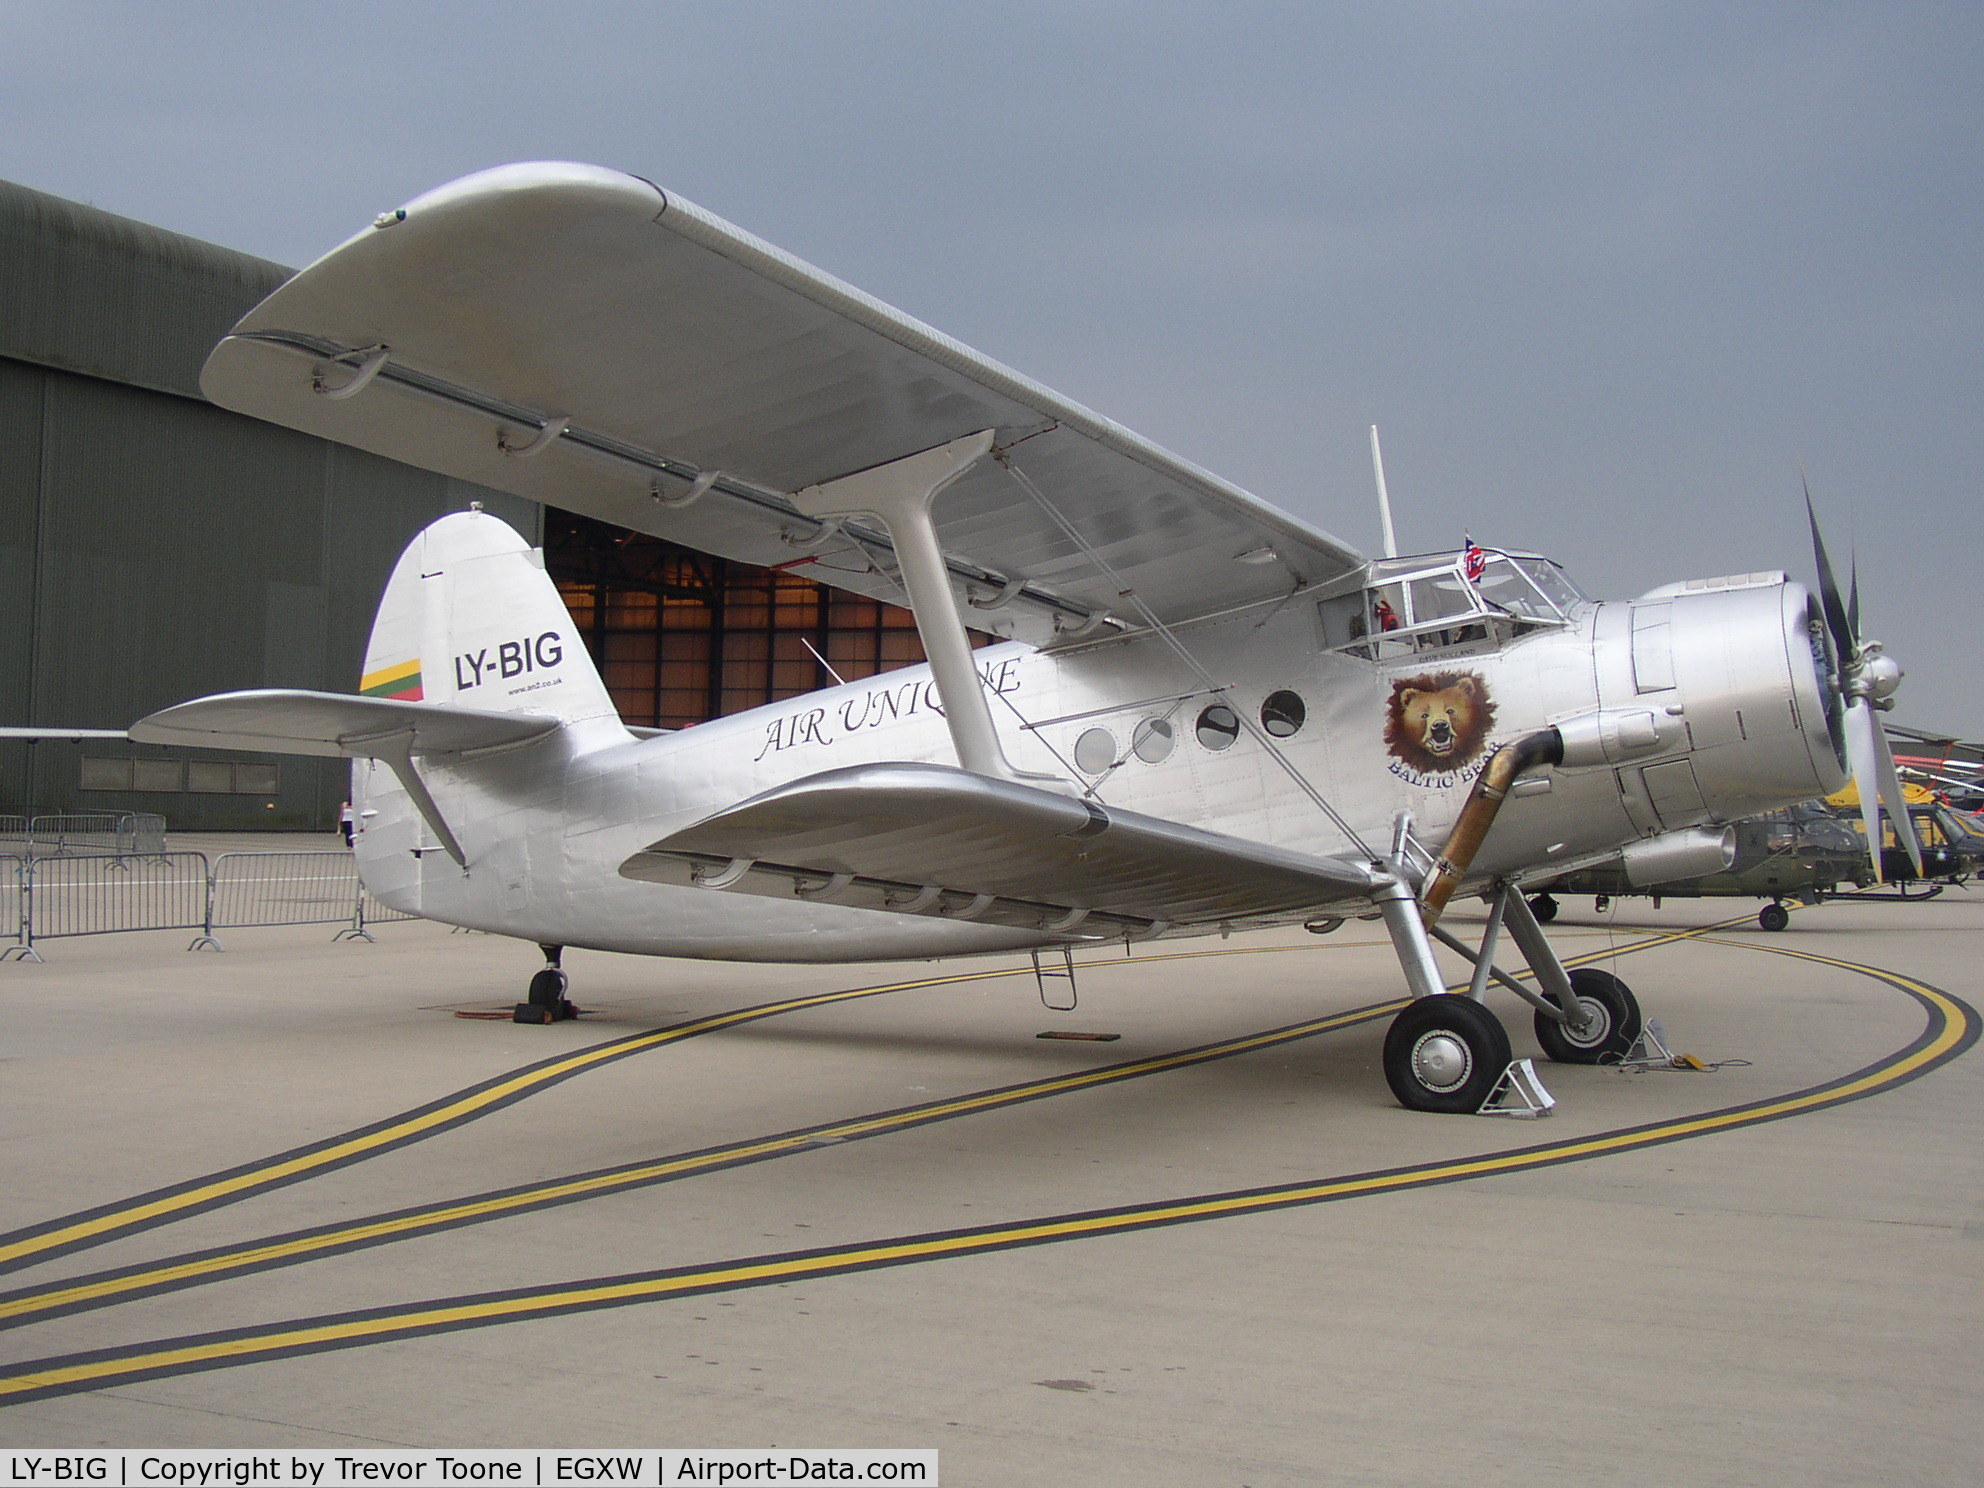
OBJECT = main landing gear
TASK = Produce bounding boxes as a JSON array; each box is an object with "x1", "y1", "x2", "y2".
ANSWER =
[
  {"x1": 513, "y1": 943, "x2": 579, "y2": 1024},
  {"x1": 1758, "y1": 901, "x2": 1791, "y2": 932},
  {"x1": 1383, "y1": 996, "x2": 1511, "y2": 1113},
  {"x1": 1378, "y1": 881, "x2": 1642, "y2": 1112}
]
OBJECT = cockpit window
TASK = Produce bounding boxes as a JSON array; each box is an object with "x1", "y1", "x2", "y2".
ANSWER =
[
  {"x1": 1316, "y1": 545, "x2": 1579, "y2": 663},
  {"x1": 1472, "y1": 558, "x2": 1557, "y2": 621},
  {"x1": 1409, "y1": 574, "x2": 1475, "y2": 623},
  {"x1": 1518, "y1": 560, "x2": 1587, "y2": 614}
]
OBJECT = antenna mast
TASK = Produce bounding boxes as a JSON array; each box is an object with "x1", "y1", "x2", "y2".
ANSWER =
[{"x1": 1369, "y1": 424, "x2": 1399, "y2": 558}]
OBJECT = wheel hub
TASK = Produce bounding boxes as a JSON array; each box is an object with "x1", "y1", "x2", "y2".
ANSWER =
[
  {"x1": 1563, "y1": 995, "x2": 1610, "y2": 1048},
  {"x1": 1410, "y1": 1031, "x2": 1472, "y2": 1093}
]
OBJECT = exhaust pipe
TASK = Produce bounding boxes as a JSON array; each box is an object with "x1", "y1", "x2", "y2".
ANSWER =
[{"x1": 1420, "y1": 729, "x2": 1563, "y2": 926}]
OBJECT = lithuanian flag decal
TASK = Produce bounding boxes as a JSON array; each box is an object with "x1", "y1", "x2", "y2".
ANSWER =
[{"x1": 360, "y1": 658, "x2": 423, "y2": 702}]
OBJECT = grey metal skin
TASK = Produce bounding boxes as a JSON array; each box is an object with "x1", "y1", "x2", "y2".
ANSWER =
[
  {"x1": 138, "y1": 162, "x2": 1869, "y2": 970},
  {"x1": 135, "y1": 517, "x2": 1854, "y2": 966},
  {"x1": 1537, "y1": 800, "x2": 1960, "y2": 907}
]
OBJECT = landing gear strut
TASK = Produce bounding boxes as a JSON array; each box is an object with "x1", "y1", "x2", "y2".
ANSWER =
[
  {"x1": 1387, "y1": 881, "x2": 1647, "y2": 1109},
  {"x1": 513, "y1": 943, "x2": 578, "y2": 1024}
]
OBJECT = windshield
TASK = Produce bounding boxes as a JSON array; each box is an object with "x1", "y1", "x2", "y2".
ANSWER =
[
  {"x1": 1472, "y1": 557, "x2": 1557, "y2": 621},
  {"x1": 1518, "y1": 559, "x2": 1587, "y2": 613}
]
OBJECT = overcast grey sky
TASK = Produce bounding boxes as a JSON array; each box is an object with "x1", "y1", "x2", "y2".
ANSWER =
[{"x1": 4, "y1": 1, "x2": 1979, "y2": 733}]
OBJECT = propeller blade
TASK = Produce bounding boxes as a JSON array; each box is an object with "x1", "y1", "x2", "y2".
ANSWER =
[
  {"x1": 1844, "y1": 701, "x2": 1886, "y2": 884},
  {"x1": 1848, "y1": 551, "x2": 1861, "y2": 641},
  {"x1": 1871, "y1": 715, "x2": 1926, "y2": 878},
  {"x1": 1803, "y1": 474, "x2": 1856, "y2": 661}
]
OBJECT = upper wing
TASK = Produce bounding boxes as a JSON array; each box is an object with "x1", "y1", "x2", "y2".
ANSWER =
[
  {"x1": 129, "y1": 689, "x2": 559, "y2": 759},
  {"x1": 620, "y1": 761, "x2": 1383, "y2": 937},
  {"x1": 199, "y1": 162, "x2": 1365, "y2": 647}
]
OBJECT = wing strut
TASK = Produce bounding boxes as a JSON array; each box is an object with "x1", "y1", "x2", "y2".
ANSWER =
[
  {"x1": 355, "y1": 728, "x2": 469, "y2": 868},
  {"x1": 792, "y1": 432, "x2": 1058, "y2": 785}
]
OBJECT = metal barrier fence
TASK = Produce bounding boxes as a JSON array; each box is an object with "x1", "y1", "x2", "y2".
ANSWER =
[
  {"x1": 210, "y1": 852, "x2": 363, "y2": 930},
  {"x1": 23, "y1": 852, "x2": 211, "y2": 944},
  {"x1": 0, "y1": 851, "x2": 420, "y2": 960},
  {"x1": 0, "y1": 813, "x2": 169, "y2": 857}
]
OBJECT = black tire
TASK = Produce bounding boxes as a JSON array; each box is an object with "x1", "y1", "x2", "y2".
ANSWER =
[
  {"x1": 1528, "y1": 893, "x2": 1559, "y2": 924},
  {"x1": 1758, "y1": 902, "x2": 1790, "y2": 932},
  {"x1": 1534, "y1": 968, "x2": 1642, "y2": 1064},
  {"x1": 1383, "y1": 995, "x2": 1513, "y2": 1113},
  {"x1": 528, "y1": 967, "x2": 569, "y2": 1006}
]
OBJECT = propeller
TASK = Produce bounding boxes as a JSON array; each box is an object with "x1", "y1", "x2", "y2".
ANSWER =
[{"x1": 1804, "y1": 476, "x2": 1921, "y2": 882}]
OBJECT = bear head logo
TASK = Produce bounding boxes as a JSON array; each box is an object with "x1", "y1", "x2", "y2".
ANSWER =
[{"x1": 1385, "y1": 671, "x2": 1497, "y2": 774}]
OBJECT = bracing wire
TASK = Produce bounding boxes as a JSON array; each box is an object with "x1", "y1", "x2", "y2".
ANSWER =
[{"x1": 995, "y1": 451, "x2": 1378, "y2": 860}]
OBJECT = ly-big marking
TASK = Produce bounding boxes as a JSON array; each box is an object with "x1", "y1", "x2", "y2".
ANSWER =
[{"x1": 456, "y1": 632, "x2": 563, "y2": 690}]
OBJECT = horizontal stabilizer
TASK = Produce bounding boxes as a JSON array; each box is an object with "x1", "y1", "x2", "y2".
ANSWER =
[
  {"x1": 621, "y1": 762, "x2": 1382, "y2": 935},
  {"x1": 128, "y1": 689, "x2": 559, "y2": 759}
]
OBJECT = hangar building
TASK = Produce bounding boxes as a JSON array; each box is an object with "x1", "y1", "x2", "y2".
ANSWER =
[{"x1": 0, "y1": 179, "x2": 937, "y2": 830}]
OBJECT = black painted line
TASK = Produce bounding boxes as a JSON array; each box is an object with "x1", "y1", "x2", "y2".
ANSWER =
[
  {"x1": 0, "y1": 940, "x2": 1388, "y2": 1276},
  {"x1": 0, "y1": 916, "x2": 1739, "y2": 1326},
  {"x1": 7, "y1": 929, "x2": 1950, "y2": 1405}
]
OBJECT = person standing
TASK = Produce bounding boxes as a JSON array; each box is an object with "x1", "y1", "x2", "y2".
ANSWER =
[{"x1": 339, "y1": 799, "x2": 355, "y2": 847}]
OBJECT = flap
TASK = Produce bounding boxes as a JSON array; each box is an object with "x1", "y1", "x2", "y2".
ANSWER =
[
  {"x1": 199, "y1": 162, "x2": 1367, "y2": 647},
  {"x1": 620, "y1": 762, "x2": 1382, "y2": 934},
  {"x1": 128, "y1": 689, "x2": 560, "y2": 759}
]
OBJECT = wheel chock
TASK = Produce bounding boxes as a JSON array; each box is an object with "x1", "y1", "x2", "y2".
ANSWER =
[
  {"x1": 1611, "y1": 1017, "x2": 1679, "y2": 1071},
  {"x1": 1477, "y1": 1058, "x2": 1556, "y2": 1118}
]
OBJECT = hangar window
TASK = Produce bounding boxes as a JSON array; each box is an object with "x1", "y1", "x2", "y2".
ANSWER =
[
  {"x1": 186, "y1": 761, "x2": 234, "y2": 794},
  {"x1": 131, "y1": 760, "x2": 183, "y2": 793},
  {"x1": 81, "y1": 758, "x2": 280, "y2": 795},
  {"x1": 78, "y1": 758, "x2": 134, "y2": 792}
]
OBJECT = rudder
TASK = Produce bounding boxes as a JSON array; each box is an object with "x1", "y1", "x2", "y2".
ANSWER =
[{"x1": 361, "y1": 510, "x2": 619, "y2": 726}]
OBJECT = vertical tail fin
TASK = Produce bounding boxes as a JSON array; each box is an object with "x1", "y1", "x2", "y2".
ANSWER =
[{"x1": 362, "y1": 510, "x2": 618, "y2": 725}]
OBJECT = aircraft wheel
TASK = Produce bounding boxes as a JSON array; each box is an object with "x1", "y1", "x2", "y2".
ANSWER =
[
  {"x1": 1758, "y1": 902, "x2": 1790, "y2": 932},
  {"x1": 513, "y1": 967, "x2": 573, "y2": 1024},
  {"x1": 1534, "y1": 968, "x2": 1642, "y2": 1064},
  {"x1": 1383, "y1": 995, "x2": 1512, "y2": 1114},
  {"x1": 1528, "y1": 893, "x2": 1559, "y2": 924}
]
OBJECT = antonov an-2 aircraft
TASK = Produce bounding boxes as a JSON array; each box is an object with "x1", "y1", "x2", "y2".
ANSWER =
[{"x1": 129, "y1": 162, "x2": 1919, "y2": 1113}]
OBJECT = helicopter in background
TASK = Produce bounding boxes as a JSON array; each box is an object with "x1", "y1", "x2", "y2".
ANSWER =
[
  {"x1": 1826, "y1": 780, "x2": 1984, "y2": 893},
  {"x1": 1527, "y1": 799, "x2": 1866, "y2": 931},
  {"x1": 1530, "y1": 782, "x2": 1982, "y2": 929},
  {"x1": 1887, "y1": 722, "x2": 1984, "y2": 811}
]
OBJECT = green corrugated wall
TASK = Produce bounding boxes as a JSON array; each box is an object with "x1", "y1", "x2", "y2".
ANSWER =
[{"x1": 0, "y1": 177, "x2": 538, "y2": 829}]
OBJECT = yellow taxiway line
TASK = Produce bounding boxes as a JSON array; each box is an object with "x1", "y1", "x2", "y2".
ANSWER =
[
  {"x1": 0, "y1": 919, "x2": 1735, "y2": 1328},
  {"x1": 3, "y1": 934, "x2": 1967, "y2": 1404}
]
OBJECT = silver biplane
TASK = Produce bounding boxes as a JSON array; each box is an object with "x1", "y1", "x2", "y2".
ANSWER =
[{"x1": 130, "y1": 162, "x2": 1922, "y2": 1112}]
